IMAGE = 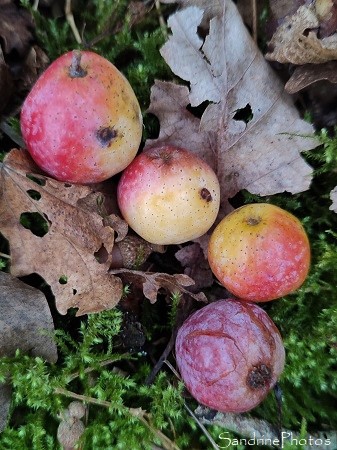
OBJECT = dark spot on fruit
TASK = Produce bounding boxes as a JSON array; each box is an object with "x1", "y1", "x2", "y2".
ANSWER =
[
  {"x1": 247, "y1": 364, "x2": 272, "y2": 389},
  {"x1": 96, "y1": 126, "x2": 118, "y2": 147},
  {"x1": 200, "y1": 188, "x2": 212, "y2": 202},
  {"x1": 246, "y1": 216, "x2": 261, "y2": 226}
]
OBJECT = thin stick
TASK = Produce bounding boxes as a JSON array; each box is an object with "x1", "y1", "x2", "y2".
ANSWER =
[
  {"x1": 155, "y1": 0, "x2": 168, "y2": 39},
  {"x1": 0, "y1": 252, "x2": 11, "y2": 259},
  {"x1": 251, "y1": 0, "x2": 257, "y2": 43},
  {"x1": 55, "y1": 388, "x2": 181, "y2": 450},
  {"x1": 65, "y1": 0, "x2": 82, "y2": 44}
]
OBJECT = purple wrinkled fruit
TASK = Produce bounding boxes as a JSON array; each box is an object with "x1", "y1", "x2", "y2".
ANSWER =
[{"x1": 175, "y1": 299, "x2": 285, "y2": 413}]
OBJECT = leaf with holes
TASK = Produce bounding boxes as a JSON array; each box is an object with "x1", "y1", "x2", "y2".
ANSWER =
[
  {"x1": 0, "y1": 149, "x2": 123, "y2": 316},
  {"x1": 146, "y1": 2, "x2": 318, "y2": 214},
  {"x1": 110, "y1": 268, "x2": 207, "y2": 303}
]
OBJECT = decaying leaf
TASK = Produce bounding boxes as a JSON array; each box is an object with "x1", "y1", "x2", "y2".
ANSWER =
[
  {"x1": 175, "y1": 243, "x2": 213, "y2": 291},
  {"x1": 265, "y1": 4, "x2": 337, "y2": 65},
  {"x1": 110, "y1": 268, "x2": 207, "y2": 303},
  {"x1": 0, "y1": 149, "x2": 123, "y2": 316},
  {"x1": 148, "y1": 2, "x2": 317, "y2": 213},
  {"x1": 268, "y1": 0, "x2": 306, "y2": 21},
  {"x1": 285, "y1": 61, "x2": 337, "y2": 94}
]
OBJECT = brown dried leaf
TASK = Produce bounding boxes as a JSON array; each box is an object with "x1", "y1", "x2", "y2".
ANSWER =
[
  {"x1": 269, "y1": 0, "x2": 306, "y2": 21},
  {"x1": 265, "y1": 4, "x2": 337, "y2": 64},
  {"x1": 0, "y1": 149, "x2": 123, "y2": 316},
  {"x1": 285, "y1": 61, "x2": 337, "y2": 94},
  {"x1": 110, "y1": 268, "x2": 207, "y2": 303},
  {"x1": 148, "y1": 2, "x2": 317, "y2": 213},
  {"x1": 175, "y1": 243, "x2": 213, "y2": 291}
]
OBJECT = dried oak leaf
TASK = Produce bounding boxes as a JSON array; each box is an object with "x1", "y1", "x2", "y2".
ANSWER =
[
  {"x1": 0, "y1": 149, "x2": 123, "y2": 316},
  {"x1": 110, "y1": 268, "x2": 207, "y2": 303},
  {"x1": 285, "y1": 61, "x2": 337, "y2": 94},
  {"x1": 148, "y1": 2, "x2": 317, "y2": 213},
  {"x1": 175, "y1": 243, "x2": 213, "y2": 291},
  {"x1": 265, "y1": 4, "x2": 337, "y2": 65}
]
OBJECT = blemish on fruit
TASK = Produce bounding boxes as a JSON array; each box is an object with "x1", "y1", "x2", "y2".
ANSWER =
[
  {"x1": 246, "y1": 216, "x2": 261, "y2": 226},
  {"x1": 200, "y1": 187, "x2": 212, "y2": 202},
  {"x1": 247, "y1": 363, "x2": 272, "y2": 389},
  {"x1": 96, "y1": 126, "x2": 118, "y2": 147}
]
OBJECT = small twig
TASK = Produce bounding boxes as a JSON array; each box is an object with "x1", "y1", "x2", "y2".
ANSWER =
[
  {"x1": 65, "y1": 0, "x2": 82, "y2": 44},
  {"x1": 251, "y1": 0, "x2": 257, "y2": 43},
  {"x1": 184, "y1": 403, "x2": 220, "y2": 450},
  {"x1": 66, "y1": 354, "x2": 130, "y2": 384},
  {"x1": 195, "y1": 405, "x2": 337, "y2": 450},
  {"x1": 163, "y1": 361, "x2": 220, "y2": 450},
  {"x1": 0, "y1": 252, "x2": 11, "y2": 259},
  {"x1": 155, "y1": 0, "x2": 168, "y2": 39},
  {"x1": 55, "y1": 388, "x2": 181, "y2": 450}
]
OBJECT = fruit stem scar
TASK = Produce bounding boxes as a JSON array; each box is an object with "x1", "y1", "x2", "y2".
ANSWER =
[
  {"x1": 96, "y1": 126, "x2": 118, "y2": 147},
  {"x1": 247, "y1": 363, "x2": 272, "y2": 389},
  {"x1": 200, "y1": 187, "x2": 212, "y2": 202},
  {"x1": 69, "y1": 51, "x2": 87, "y2": 78}
]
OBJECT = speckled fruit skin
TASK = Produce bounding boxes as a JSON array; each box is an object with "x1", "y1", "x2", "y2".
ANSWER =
[
  {"x1": 20, "y1": 50, "x2": 142, "y2": 184},
  {"x1": 208, "y1": 203, "x2": 310, "y2": 302},
  {"x1": 175, "y1": 299, "x2": 285, "y2": 413},
  {"x1": 117, "y1": 145, "x2": 220, "y2": 245}
]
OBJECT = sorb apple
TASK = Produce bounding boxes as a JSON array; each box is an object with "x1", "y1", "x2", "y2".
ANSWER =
[
  {"x1": 175, "y1": 299, "x2": 285, "y2": 413},
  {"x1": 20, "y1": 50, "x2": 142, "y2": 184},
  {"x1": 117, "y1": 145, "x2": 220, "y2": 245},
  {"x1": 208, "y1": 203, "x2": 310, "y2": 302}
]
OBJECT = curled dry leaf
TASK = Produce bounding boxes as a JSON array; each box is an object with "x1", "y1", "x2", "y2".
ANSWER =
[
  {"x1": 110, "y1": 268, "x2": 207, "y2": 303},
  {"x1": 285, "y1": 61, "x2": 337, "y2": 94},
  {"x1": 0, "y1": 149, "x2": 123, "y2": 316},
  {"x1": 175, "y1": 243, "x2": 213, "y2": 291},
  {"x1": 265, "y1": 4, "x2": 337, "y2": 65},
  {"x1": 148, "y1": 1, "x2": 317, "y2": 214}
]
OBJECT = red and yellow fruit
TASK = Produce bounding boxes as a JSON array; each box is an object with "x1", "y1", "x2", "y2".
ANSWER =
[
  {"x1": 208, "y1": 203, "x2": 310, "y2": 301},
  {"x1": 117, "y1": 145, "x2": 220, "y2": 245},
  {"x1": 20, "y1": 50, "x2": 142, "y2": 184}
]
